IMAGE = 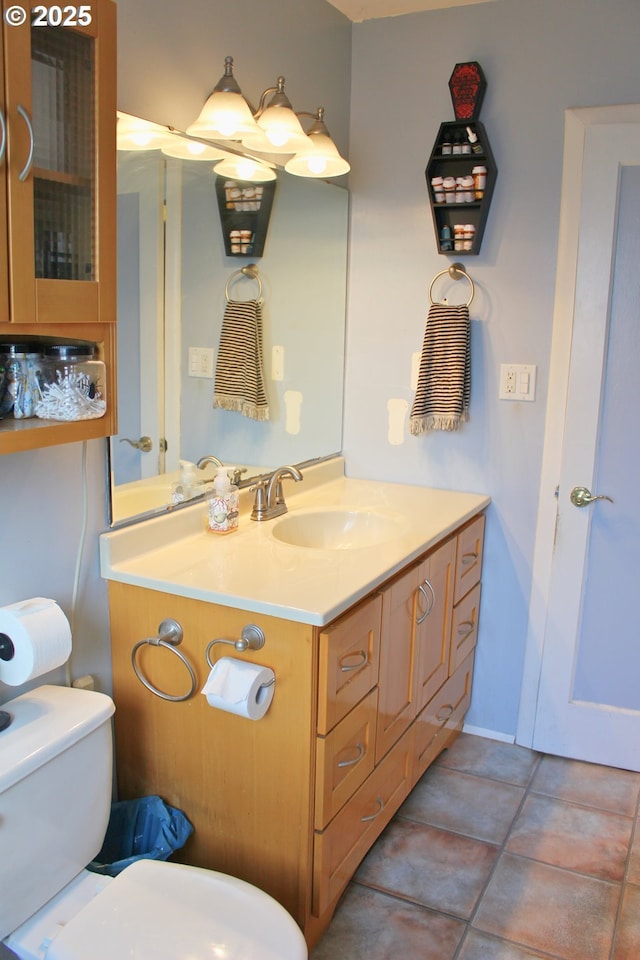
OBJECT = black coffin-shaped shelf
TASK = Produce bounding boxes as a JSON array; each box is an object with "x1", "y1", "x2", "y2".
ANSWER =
[
  {"x1": 425, "y1": 120, "x2": 497, "y2": 256},
  {"x1": 215, "y1": 178, "x2": 277, "y2": 259}
]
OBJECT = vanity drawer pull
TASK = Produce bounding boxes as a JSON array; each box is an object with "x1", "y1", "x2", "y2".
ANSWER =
[
  {"x1": 360, "y1": 797, "x2": 384, "y2": 823},
  {"x1": 337, "y1": 742, "x2": 365, "y2": 768},
  {"x1": 340, "y1": 650, "x2": 368, "y2": 672},
  {"x1": 461, "y1": 551, "x2": 479, "y2": 566},
  {"x1": 436, "y1": 703, "x2": 455, "y2": 723},
  {"x1": 457, "y1": 620, "x2": 475, "y2": 641}
]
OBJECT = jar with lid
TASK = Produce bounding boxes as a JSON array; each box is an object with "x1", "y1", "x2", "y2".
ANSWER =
[
  {"x1": 0, "y1": 343, "x2": 44, "y2": 419},
  {"x1": 36, "y1": 343, "x2": 106, "y2": 421}
]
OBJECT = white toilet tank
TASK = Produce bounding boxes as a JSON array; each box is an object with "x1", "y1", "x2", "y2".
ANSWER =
[{"x1": 0, "y1": 684, "x2": 115, "y2": 940}]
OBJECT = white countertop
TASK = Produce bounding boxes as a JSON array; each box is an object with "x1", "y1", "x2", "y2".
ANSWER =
[{"x1": 100, "y1": 459, "x2": 490, "y2": 627}]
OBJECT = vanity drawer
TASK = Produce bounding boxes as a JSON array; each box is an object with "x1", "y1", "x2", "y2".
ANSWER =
[
  {"x1": 454, "y1": 514, "x2": 485, "y2": 604},
  {"x1": 450, "y1": 582, "x2": 481, "y2": 675},
  {"x1": 315, "y1": 688, "x2": 378, "y2": 830},
  {"x1": 312, "y1": 725, "x2": 413, "y2": 917},
  {"x1": 317, "y1": 595, "x2": 382, "y2": 735},
  {"x1": 412, "y1": 650, "x2": 475, "y2": 786}
]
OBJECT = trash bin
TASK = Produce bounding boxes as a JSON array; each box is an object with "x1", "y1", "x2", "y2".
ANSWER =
[{"x1": 87, "y1": 795, "x2": 194, "y2": 877}]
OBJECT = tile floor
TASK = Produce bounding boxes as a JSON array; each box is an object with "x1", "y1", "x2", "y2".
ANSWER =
[{"x1": 310, "y1": 733, "x2": 640, "y2": 960}]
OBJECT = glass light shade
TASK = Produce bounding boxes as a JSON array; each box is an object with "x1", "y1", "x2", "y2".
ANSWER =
[
  {"x1": 213, "y1": 156, "x2": 277, "y2": 182},
  {"x1": 117, "y1": 113, "x2": 173, "y2": 151},
  {"x1": 285, "y1": 133, "x2": 350, "y2": 178},
  {"x1": 186, "y1": 90, "x2": 260, "y2": 141},
  {"x1": 242, "y1": 79, "x2": 309, "y2": 154},
  {"x1": 161, "y1": 137, "x2": 229, "y2": 161}
]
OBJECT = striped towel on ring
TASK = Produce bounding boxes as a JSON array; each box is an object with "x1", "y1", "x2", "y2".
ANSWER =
[
  {"x1": 409, "y1": 302, "x2": 471, "y2": 434},
  {"x1": 213, "y1": 298, "x2": 269, "y2": 421}
]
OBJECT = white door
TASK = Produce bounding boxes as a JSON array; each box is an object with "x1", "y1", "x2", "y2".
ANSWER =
[{"x1": 518, "y1": 106, "x2": 640, "y2": 771}]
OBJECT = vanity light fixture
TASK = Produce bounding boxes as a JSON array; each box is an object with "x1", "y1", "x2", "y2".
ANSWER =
[
  {"x1": 284, "y1": 108, "x2": 350, "y2": 178},
  {"x1": 212, "y1": 155, "x2": 277, "y2": 182},
  {"x1": 161, "y1": 135, "x2": 230, "y2": 161},
  {"x1": 188, "y1": 56, "x2": 349, "y2": 177}
]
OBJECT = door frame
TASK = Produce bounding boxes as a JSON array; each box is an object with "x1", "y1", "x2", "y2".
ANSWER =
[{"x1": 517, "y1": 103, "x2": 640, "y2": 748}]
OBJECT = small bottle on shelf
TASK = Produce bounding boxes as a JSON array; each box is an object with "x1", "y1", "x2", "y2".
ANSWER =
[{"x1": 466, "y1": 126, "x2": 483, "y2": 154}]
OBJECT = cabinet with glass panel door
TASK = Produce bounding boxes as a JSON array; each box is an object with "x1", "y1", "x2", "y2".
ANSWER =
[{"x1": 0, "y1": 0, "x2": 117, "y2": 453}]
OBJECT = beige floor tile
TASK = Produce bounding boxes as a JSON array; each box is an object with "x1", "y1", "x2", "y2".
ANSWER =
[
  {"x1": 310, "y1": 883, "x2": 465, "y2": 960},
  {"x1": 435, "y1": 733, "x2": 540, "y2": 786},
  {"x1": 354, "y1": 817, "x2": 499, "y2": 918},
  {"x1": 612, "y1": 882, "x2": 640, "y2": 960},
  {"x1": 506, "y1": 794, "x2": 632, "y2": 881},
  {"x1": 473, "y1": 853, "x2": 620, "y2": 960},
  {"x1": 626, "y1": 825, "x2": 640, "y2": 884},
  {"x1": 459, "y1": 928, "x2": 563, "y2": 960},
  {"x1": 532, "y1": 755, "x2": 640, "y2": 816},
  {"x1": 400, "y1": 765, "x2": 525, "y2": 843}
]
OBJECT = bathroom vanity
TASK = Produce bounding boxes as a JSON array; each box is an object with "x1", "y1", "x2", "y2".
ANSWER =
[{"x1": 101, "y1": 460, "x2": 488, "y2": 948}]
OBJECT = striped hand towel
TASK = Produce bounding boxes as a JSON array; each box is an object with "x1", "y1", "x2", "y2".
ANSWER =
[
  {"x1": 213, "y1": 298, "x2": 270, "y2": 421},
  {"x1": 410, "y1": 302, "x2": 471, "y2": 434}
]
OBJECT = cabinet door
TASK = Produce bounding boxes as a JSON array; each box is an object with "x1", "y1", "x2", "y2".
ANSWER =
[
  {"x1": 375, "y1": 563, "x2": 421, "y2": 762},
  {"x1": 3, "y1": 0, "x2": 116, "y2": 325},
  {"x1": 415, "y1": 536, "x2": 455, "y2": 711}
]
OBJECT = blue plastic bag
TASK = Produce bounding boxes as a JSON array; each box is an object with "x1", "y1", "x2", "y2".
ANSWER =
[{"x1": 87, "y1": 795, "x2": 194, "y2": 877}]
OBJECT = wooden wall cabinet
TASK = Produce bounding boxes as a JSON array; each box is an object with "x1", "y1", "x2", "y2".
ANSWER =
[
  {"x1": 107, "y1": 512, "x2": 485, "y2": 950},
  {"x1": 0, "y1": 0, "x2": 117, "y2": 454}
]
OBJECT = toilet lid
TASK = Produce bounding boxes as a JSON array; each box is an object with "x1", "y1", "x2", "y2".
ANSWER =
[{"x1": 46, "y1": 860, "x2": 307, "y2": 960}]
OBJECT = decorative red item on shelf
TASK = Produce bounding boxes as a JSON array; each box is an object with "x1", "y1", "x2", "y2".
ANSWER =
[{"x1": 448, "y1": 62, "x2": 487, "y2": 121}]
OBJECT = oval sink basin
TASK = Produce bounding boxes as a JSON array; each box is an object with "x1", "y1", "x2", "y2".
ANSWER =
[{"x1": 271, "y1": 509, "x2": 403, "y2": 550}]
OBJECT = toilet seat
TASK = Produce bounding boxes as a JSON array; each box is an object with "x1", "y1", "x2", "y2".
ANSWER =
[{"x1": 45, "y1": 860, "x2": 307, "y2": 960}]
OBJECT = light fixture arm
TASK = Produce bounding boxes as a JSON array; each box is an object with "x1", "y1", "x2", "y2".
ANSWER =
[{"x1": 253, "y1": 77, "x2": 293, "y2": 120}]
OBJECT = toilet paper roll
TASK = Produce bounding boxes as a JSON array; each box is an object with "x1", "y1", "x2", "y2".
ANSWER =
[
  {"x1": 0, "y1": 598, "x2": 72, "y2": 686},
  {"x1": 201, "y1": 656, "x2": 275, "y2": 720}
]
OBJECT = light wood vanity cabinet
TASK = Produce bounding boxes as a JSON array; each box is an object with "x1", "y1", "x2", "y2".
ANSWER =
[
  {"x1": 108, "y1": 511, "x2": 485, "y2": 949},
  {"x1": 0, "y1": 0, "x2": 117, "y2": 454}
]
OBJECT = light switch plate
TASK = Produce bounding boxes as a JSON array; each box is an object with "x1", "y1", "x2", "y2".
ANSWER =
[{"x1": 188, "y1": 347, "x2": 214, "y2": 379}]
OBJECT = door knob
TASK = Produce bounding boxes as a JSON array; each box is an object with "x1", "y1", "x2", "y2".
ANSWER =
[
  {"x1": 570, "y1": 486, "x2": 613, "y2": 508},
  {"x1": 120, "y1": 435, "x2": 153, "y2": 452}
]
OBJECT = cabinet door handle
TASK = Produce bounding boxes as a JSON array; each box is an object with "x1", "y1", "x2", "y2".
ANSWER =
[
  {"x1": 361, "y1": 797, "x2": 384, "y2": 822},
  {"x1": 0, "y1": 110, "x2": 6, "y2": 166},
  {"x1": 416, "y1": 579, "x2": 435, "y2": 624},
  {"x1": 340, "y1": 650, "x2": 368, "y2": 672},
  {"x1": 17, "y1": 105, "x2": 34, "y2": 182},
  {"x1": 436, "y1": 703, "x2": 455, "y2": 723},
  {"x1": 461, "y1": 551, "x2": 478, "y2": 566},
  {"x1": 457, "y1": 620, "x2": 475, "y2": 641},
  {"x1": 337, "y1": 742, "x2": 365, "y2": 768}
]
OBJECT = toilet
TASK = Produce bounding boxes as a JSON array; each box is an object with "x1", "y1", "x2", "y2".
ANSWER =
[{"x1": 0, "y1": 684, "x2": 307, "y2": 960}]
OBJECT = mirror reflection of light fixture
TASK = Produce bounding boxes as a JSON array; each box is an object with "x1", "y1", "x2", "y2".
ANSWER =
[
  {"x1": 285, "y1": 108, "x2": 350, "y2": 178},
  {"x1": 116, "y1": 112, "x2": 174, "y2": 151},
  {"x1": 212, "y1": 155, "x2": 277, "y2": 183},
  {"x1": 161, "y1": 136, "x2": 229, "y2": 161}
]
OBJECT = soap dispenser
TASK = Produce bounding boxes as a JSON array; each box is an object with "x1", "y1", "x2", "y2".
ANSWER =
[{"x1": 207, "y1": 466, "x2": 239, "y2": 535}]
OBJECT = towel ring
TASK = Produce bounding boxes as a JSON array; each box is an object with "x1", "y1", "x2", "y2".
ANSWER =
[
  {"x1": 225, "y1": 263, "x2": 263, "y2": 302},
  {"x1": 131, "y1": 618, "x2": 197, "y2": 702},
  {"x1": 429, "y1": 262, "x2": 475, "y2": 307}
]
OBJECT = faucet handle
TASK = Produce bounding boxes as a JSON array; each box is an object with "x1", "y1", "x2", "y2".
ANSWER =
[{"x1": 250, "y1": 479, "x2": 269, "y2": 521}]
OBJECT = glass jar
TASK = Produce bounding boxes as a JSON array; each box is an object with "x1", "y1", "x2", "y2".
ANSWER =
[
  {"x1": 36, "y1": 343, "x2": 106, "y2": 421},
  {"x1": 0, "y1": 343, "x2": 44, "y2": 419}
]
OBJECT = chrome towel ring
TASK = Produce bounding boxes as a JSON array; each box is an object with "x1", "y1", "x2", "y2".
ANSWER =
[
  {"x1": 225, "y1": 263, "x2": 263, "y2": 302},
  {"x1": 131, "y1": 618, "x2": 197, "y2": 702},
  {"x1": 429, "y1": 262, "x2": 475, "y2": 307}
]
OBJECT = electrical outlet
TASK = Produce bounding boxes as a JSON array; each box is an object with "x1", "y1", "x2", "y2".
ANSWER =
[
  {"x1": 499, "y1": 363, "x2": 537, "y2": 401},
  {"x1": 188, "y1": 347, "x2": 214, "y2": 379}
]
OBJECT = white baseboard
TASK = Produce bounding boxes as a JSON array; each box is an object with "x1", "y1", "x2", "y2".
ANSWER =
[{"x1": 462, "y1": 723, "x2": 516, "y2": 744}]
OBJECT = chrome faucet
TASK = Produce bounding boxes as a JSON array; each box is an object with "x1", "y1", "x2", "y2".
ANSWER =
[
  {"x1": 197, "y1": 455, "x2": 223, "y2": 470},
  {"x1": 251, "y1": 465, "x2": 303, "y2": 521}
]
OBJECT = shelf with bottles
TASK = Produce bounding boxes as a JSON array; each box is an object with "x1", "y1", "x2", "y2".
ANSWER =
[
  {"x1": 426, "y1": 120, "x2": 497, "y2": 256},
  {"x1": 214, "y1": 178, "x2": 277, "y2": 258}
]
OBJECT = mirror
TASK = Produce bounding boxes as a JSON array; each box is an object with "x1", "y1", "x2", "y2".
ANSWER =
[{"x1": 109, "y1": 115, "x2": 349, "y2": 525}]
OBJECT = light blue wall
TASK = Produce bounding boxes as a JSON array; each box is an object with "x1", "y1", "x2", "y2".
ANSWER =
[{"x1": 343, "y1": 0, "x2": 640, "y2": 737}]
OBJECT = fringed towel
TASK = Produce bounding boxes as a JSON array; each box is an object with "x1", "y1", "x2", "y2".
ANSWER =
[
  {"x1": 410, "y1": 301, "x2": 471, "y2": 434},
  {"x1": 213, "y1": 298, "x2": 269, "y2": 421}
]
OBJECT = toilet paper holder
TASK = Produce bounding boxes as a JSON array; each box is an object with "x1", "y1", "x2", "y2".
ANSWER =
[{"x1": 205, "y1": 624, "x2": 266, "y2": 669}]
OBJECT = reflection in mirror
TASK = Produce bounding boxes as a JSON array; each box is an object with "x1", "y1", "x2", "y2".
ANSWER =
[{"x1": 110, "y1": 116, "x2": 349, "y2": 525}]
